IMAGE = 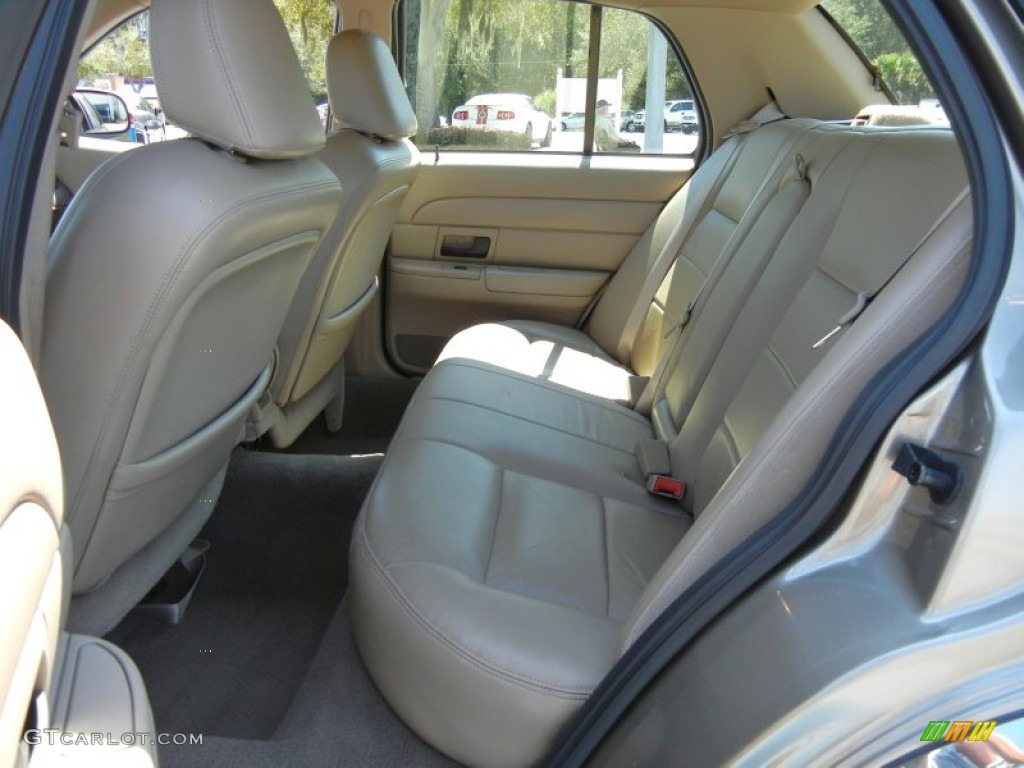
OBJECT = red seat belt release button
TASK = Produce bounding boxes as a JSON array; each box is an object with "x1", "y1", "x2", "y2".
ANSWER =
[{"x1": 646, "y1": 474, "x2": 684, "y2": 500}]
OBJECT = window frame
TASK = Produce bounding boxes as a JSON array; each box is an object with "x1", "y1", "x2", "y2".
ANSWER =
[{"x1": 816, "y1": 2, "x2": 899, "y2": 103}]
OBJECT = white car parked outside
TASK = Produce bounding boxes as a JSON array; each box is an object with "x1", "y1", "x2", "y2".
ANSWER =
[{"x1": 451, "y1": 93, "x2": 553, "y2": 146}]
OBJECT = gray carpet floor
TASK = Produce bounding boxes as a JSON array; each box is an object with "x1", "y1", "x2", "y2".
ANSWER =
[
  {"x1": 106, "y1": 450, "x2": 380, "y2": 739},
  {"x1": 156, "y1": 599, "x2": 456, "y2": 768},
  {"x1": 106, "y1": 375, "x2": 456, "y2": 766}
]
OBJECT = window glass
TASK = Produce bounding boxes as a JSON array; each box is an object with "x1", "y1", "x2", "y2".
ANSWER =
[
  {"x1": 75, "y1": 12, "x2": 165, "y2": 145},
  {"x1": 821, "y1": 0, "x2": 938, "y2": 107},
  {"x1": 273, "y1": 0, "x2": 336, "y2": 123},
  {"x1": 73, "y1": 2, "x2": 334, "y2": 146},
  {"x1": 596, "y1": 8, "x2": 698, "y2": 155},
  {"x1": 400, "y1": 0, "x2": 698, "y2": 154},
  {"x1": 76, "y1": 13, "x2": 151, "y2": 91}
]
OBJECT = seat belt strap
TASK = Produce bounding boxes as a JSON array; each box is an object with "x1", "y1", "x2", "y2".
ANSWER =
[
  {"x1": 721, "y1": 102, "x2": 787, "y2": 140},
  {"x1": 634, "y1": 139, "x2": 814, "y2": 415},
  {"x1": 575, "y1": 276, "x2": 610, "y2": 329},
  {"x1": 612, "y1": 103, "x2": 785, "y2": 351}
]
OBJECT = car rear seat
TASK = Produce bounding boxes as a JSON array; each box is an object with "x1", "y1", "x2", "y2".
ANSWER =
[
  {"x1": 350, "y1": 121, "x2": 972, "y2": 768},
  {"x1": 435, "y1": 105, "x2": 815, "y2": 407}
]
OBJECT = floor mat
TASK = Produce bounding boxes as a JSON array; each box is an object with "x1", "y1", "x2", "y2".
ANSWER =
[
  {"x1": 156, "y1": 600, "x2": 457, "y2": 768},
  {"x1": 106, "y1": 449, "x2": 383, "y2": 740}
]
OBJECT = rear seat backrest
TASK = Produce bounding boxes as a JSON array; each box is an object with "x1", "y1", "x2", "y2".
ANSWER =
[
  {"x1": 636, "y1": 126, "x2": 854, "y2": 416},
  {"x1": 586, "y1": 119, "x2": 817, "y2": 376},
  {"x1": 625, "y1": 125, "x2": 971, "y2": 645},
  {"x1": 652, "y1": 127, "x2": 873, "y2": 465},
  {"x1": 662, "y1": 127, "x2": 969, "y2": 513}
]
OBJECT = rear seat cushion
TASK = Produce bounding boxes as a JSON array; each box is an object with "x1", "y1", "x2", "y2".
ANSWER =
[
  {"x1": 412, "y1": 358, "x2": 651, "y2": 463},
  {"x1": 437, "y1": 320, "x2": 637, "y2": 403},
  {"x1": 351, "y1": 440, "x2": 689, "y2": 764},
  {"x1": 351, "y1": 361, "x2": 690, "y2": 768}
]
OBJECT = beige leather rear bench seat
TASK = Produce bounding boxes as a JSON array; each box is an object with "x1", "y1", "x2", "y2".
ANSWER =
[
  {"x1": 436, "y1": 109, "x2": 817, "y2": 406},
  {"x1": 351, "y1": 122, "x2": 972, "y2": 768}
]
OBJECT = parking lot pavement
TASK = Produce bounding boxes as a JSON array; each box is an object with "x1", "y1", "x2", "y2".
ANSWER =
[{"x1": 164, "y1": 123, "x2": 189, "y2": 141}]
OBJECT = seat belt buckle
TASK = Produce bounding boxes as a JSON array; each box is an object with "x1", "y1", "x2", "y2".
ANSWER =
[{"x1": 646, "y1": 474, "x2": 685, "y2": 500}]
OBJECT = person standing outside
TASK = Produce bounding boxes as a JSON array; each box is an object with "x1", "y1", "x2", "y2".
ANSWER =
[{"x1": 594, "y1": 99, "x2": 619, "y2": 151}]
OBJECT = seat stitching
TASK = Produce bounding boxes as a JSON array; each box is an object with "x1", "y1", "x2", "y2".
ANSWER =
[
  {"x1": 204, "y1": 1, "x2": 255, "y2": 148},
  {"x1": 600, "y1": 495, "x2": 611, "y2": 617},
  {"x1": 505, "y1": 322, "x2": 609, "y2": 358},
  {"x1": 357, "y1": 521, "x2": 595, "y2": 698},
  {"x1": 391, "y1": 436, "x2": 687, "y2": 520},
  {"x1": 483, "y1": 467, "x2": 504, "y2": 584},
  {"x1": 435, "y1": 359, "x2": 649, "y2": 425},
  {"x1": 409, "y1": 397, "x2": 641, "y2": 456},
  {"x1": 426, "y1": 367, "x2": 650, "y2": 429},
  {"x1": 766, "y1": 343, "x2": 798, "y2": 390}
]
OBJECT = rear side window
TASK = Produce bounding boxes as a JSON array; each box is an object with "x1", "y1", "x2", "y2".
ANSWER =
[
  {"x1": 77, "y1": 12, "x2": 151, "y2": 88},
  {"x1": 398, "y1": 0, "x2": 700, "y2": 155},
  {"x1": 821, "y1": 0, "x2": 938, "y2": 107},
  {"x1": 272, "y1": 0, "x2": 337, "y2": 115}
]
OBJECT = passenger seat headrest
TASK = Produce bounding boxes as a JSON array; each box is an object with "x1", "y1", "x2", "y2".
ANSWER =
[
  {"x1": 150, "y1": 0, "x2": 325, "y2": 159},
  {"x1": 326, "y1": 29, "x2": 418, "y2": 141}
]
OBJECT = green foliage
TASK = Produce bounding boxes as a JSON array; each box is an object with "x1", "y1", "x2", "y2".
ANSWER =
[
  {"x1": 77, "y1": 13, "x2": 151, "y2": 83},
  {"x1": 435, "y1": 0, "x2": 578, "y2": 121},
  {"x1": 273, "y1": 0, "x2": 335, "y2": 102},
  {"x1": 534, "y1": 88, "x2": 556, "y2": 117},
  {"x1": 410, "y1": 0, "x2": 699, "y2": 139},
  {"x1": 425, "y1": 126, "x2": 532, "y2": 150},
  {"x1": 821, "y1": 0, "x2": 935, "y2": 103},
  {"x1": 874, "y1": 51, "x2": 931, "y2": 104},
  {"x1": 603, "y1": 9, "x2": 689, "y2": 109},
  {"x1": 821, "y1": 0, "x2": 906, "y2": 61},
  {"x1": 627, "y1": 59, "x2": 692, "y2": 111}
]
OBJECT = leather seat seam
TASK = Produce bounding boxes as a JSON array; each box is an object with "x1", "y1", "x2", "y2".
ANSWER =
[
  {"x1": 431, "y1": 358, "x2": 650, "y2": 426},
  {"x1": 600, "y1": 495, "x2": 611, "y2": 617},
  {"x1": 406, "y1": 397, "x2": 642, "y2": 456},
  {"x1": 483, "y1": 467, "x2": 504, "y2": 584},
  {"x1": 204, "y1": 0, "x2": 254, "y2": 148},
  {"x1": 391, "y1": 436, "x2": 686, "y2": 517},
  {"x1": 357, "y1": 520, "x2": 595, "y2": 698}
]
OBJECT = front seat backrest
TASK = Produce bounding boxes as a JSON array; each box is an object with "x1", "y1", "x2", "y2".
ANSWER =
[
  {"x1": 267, "y1": 28, "x2": 420, "y2": 448},
  {"x1": 0, "y1": 322, "x2": 65, "y2": 768},
  {"x1": 40, "y1": 0, "x2": 341, "y2": 634}
]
